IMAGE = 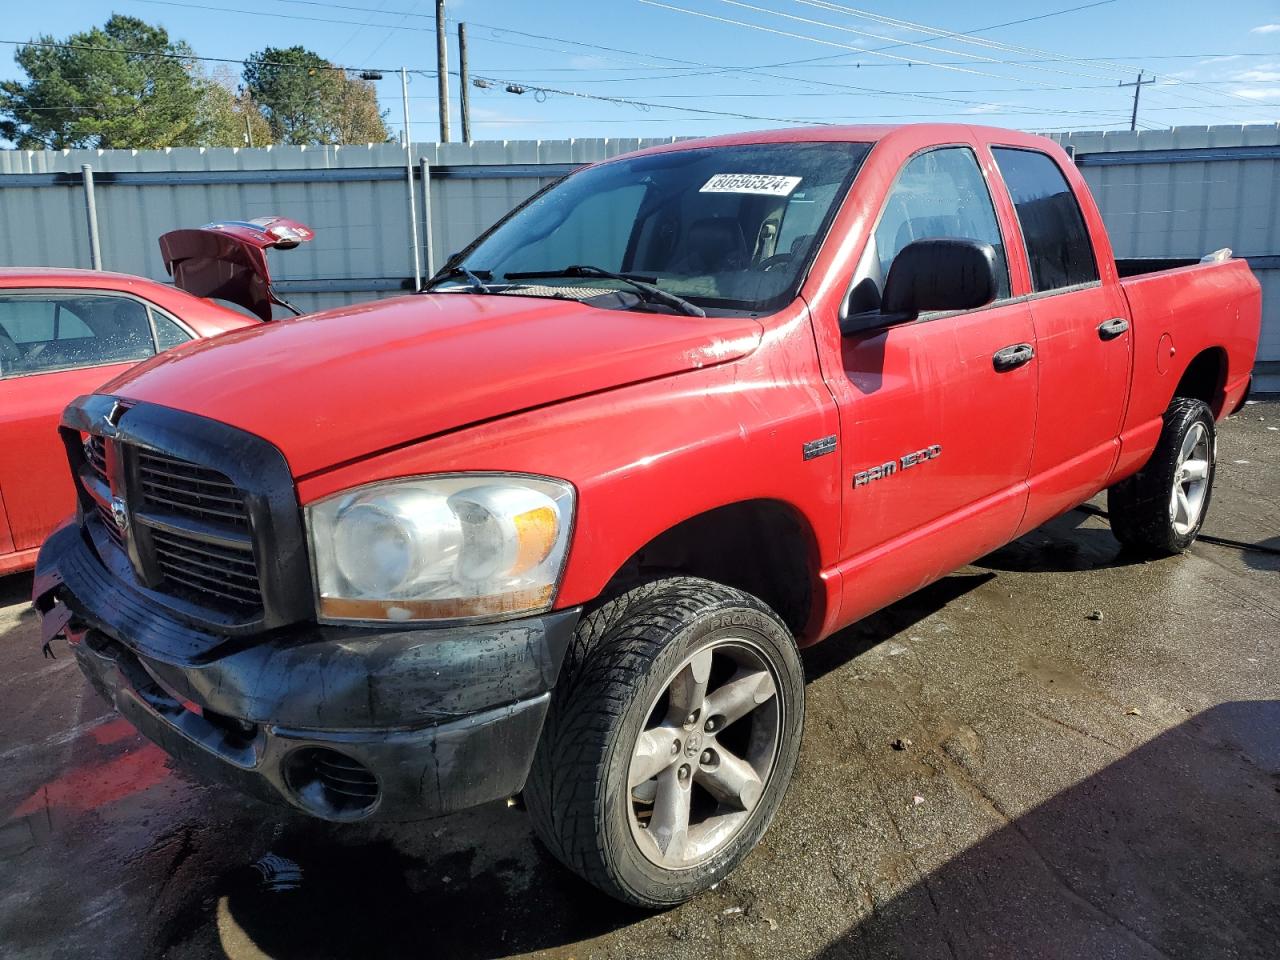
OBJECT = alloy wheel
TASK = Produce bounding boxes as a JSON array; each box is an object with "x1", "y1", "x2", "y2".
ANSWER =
[
  {"x1": 626, "y1": 639, "x2": 782, "y2": 869},
  {"x1": 1170, "y1": 421, "x2": 1211, "y2": 536}
]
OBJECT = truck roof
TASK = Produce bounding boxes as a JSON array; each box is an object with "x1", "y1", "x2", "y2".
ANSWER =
[{"x1": 607, "y1": 122, "x2": 1061, "y2": 161}]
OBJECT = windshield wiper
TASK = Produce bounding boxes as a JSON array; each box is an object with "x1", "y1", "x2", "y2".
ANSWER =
[
  {"x1": 503, "y1": 265, "x2": 705, "y2": 317},
  {"x1": 422, "y1": 265, "x2": 493, "y2": 294}
]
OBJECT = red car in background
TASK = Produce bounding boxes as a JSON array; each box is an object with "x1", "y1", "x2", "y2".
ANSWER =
[
  {"x1": 0, "y1": 215, "x2": 314, "y2": 575},
  {"x1": 0, "y1": 268, "x2": 256, "y2": 574}
]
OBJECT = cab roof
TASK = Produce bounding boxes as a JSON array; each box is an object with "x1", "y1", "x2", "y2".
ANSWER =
[{"x1": 605, "y1": 123, "x2": 1061, "y2": 161}]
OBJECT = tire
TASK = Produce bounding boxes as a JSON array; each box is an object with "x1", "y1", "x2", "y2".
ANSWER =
[
  {"x1": 1107, "y1": 397, "x2": 1216, "y2": 556},
  {"x1": 524, "y1": 577, "x2": 805, "y2": 908}
]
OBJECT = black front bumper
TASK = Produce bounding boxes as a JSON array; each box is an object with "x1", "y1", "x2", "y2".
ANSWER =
[{"x1": 34, "y1": 522, "x2": 579, "y2": 822}]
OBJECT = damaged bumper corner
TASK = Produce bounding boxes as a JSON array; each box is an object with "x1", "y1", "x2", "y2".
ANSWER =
[{"x1": 34, "y1": 523, "x2": 580, "y2": 822}]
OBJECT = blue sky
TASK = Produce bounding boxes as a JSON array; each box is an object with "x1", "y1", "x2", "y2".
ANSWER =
[{"x1": 3, "y1": 0, "x2": 1278, "y2": 143}]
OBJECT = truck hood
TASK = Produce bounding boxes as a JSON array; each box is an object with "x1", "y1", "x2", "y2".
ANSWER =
[{"x1": 102, "y1": 293, "x2": 762, "y2": 477}]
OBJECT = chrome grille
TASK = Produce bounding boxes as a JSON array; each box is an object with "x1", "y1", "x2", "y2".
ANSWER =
[{"x1": 137, "y1": 450, "x2": 251, "y2": 530}]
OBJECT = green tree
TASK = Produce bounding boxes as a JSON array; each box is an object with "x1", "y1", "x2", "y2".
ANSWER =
[
  {"x1": 196, "y1": 68, "x2": 272, "y2": 148},
  {"x1": 0, "y1": 15, "x2": 207, "y2": 149},
  {"x1": 243, "y1": 46, "x2": 389, "y2": 145}
]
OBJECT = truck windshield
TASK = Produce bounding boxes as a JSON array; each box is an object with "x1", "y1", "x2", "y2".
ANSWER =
[{"x1": 437, "y1": 141, "x2": 872, "y2": 314}]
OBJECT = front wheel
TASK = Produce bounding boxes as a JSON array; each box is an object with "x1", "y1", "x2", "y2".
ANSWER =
[
  {"x1": 1108, "y1": 396, "x2": 1216, "y2": 556},
  {"x1": 524, "y1": 577, "x2": 804, "y2": 908}
]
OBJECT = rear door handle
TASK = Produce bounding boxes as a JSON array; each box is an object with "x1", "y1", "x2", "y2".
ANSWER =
[
  {"x1": 1098, "y1": 317, "x2": 1130, "y2": 340},
  {"x1": 992, "y1": 342, "x2": 1035, "y2": 372}
]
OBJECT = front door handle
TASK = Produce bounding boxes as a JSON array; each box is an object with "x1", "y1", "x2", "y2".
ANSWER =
[
  {"x1": 993, "y1": 342, "x2": 1035, "y2": 372},
  {"x1": 1098, "y1": 317, "x2": 1130, "y2": 340}
]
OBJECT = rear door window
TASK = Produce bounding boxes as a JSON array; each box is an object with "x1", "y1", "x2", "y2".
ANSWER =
[
  {"x1": 992, "y1": 147, "x2": 1099, "y2": 292},
  {"x1": 0, "y1": 294, "x2": 157, "y2": 377}
]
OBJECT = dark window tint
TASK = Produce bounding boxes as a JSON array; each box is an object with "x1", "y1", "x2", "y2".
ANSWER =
[
  {"x1": 869, "y1": 146, "x2": 1011, "y2": 305},
  {"x1": 992, "y1": 148, "x2": 1098, "y2": 292},
  {"x1": 0, "y1": 294, "x2": 155, "y2": 377}
]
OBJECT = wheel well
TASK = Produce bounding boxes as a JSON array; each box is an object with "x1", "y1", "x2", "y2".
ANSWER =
[
  {"x1": 1173, "y1": 347, "x2": 1228, "y2": 416},
  {"x1": 599, "y1": 500, "x2": 818, "y2": 637}
]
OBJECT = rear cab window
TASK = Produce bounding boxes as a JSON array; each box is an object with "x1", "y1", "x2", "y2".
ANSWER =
[{"x1": 991, "y1": 147, "x2": 1099, "y2": 292}]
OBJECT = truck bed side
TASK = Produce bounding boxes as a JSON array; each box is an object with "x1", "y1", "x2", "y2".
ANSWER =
[{"x1": 1113, "y1": 257, "x2": 1261, "y2": 482}]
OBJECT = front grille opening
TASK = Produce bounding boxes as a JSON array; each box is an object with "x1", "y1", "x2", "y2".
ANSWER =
[
  {"x1": 84, "y1": 434, "x2": 108, "y2": 484},
  {"x1": 95, "y1": 502, "x2": 125, "y2": 549},
  {"x1": 151, "y1": 529, "x2": 263, "y2": 611},
  {"x1": 137, "y1": 449, "x2": 251, "y2": 530},
  {"x1": 284, "y1": 748, "x2": 381, "y2": 821}
]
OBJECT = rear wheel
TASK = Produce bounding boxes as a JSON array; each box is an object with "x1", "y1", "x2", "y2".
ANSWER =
[
  {"x1": 524, "y1": 577, "x2": 804, "y2": 908},
  {"x1": 1108, "y1": 397, "x2": 1216, "y2": 556}
]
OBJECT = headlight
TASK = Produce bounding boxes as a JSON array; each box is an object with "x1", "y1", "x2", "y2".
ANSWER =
[{"x1": 307, "y1": 474, "x2": 575, "y2": 623}]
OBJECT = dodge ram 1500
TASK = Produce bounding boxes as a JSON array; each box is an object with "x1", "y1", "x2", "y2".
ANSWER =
[{"x1": 34, "y1": 124, "x2": 1260, "y2": 908}]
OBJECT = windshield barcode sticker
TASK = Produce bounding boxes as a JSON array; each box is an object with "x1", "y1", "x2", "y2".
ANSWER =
[{"x1": 699, "y1": 173, "x2": 802, "y2": 196}]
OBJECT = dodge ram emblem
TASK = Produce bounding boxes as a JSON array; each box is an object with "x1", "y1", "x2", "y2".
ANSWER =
[{"x1": 110, "y1": 497, "x2": 129, "y2": 532}]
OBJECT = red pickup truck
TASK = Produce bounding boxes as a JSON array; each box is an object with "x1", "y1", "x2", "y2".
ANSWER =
[{"x1": 34, "y1": 124, "x2": 1259, "y2": 908}]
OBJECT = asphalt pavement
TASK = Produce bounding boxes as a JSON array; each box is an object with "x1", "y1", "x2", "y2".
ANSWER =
[{"x1": 1, "y1": 401, "x2": 1277, "y2": 960}]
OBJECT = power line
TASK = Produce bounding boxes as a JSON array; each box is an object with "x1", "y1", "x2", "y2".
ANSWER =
[
  {"x1": 781, "y1": 0, "x2": 1264, "y2": 116},
  {"x1": 715, "y1": 0, "x2": 1126, "y2": 85},
  {"x1": 0, "y1": 36, "x2": 404, "y2": 75},
  {"x1": 123, "y1": 0, "x2": 1261, "y2": 120},
  {"x1": 638, "y1": 0, "x2": 1251, "y2": 125},
  {"x1": 640, "y1": 1, "x2": 1060, "y2": 84},
  {"x1": 456, "y1": 52, "x2": 1280, "y2": 73},
  {"x1": 467, "y1": 79, "x2": 1273, "y2": 121},
  {"x1": 469, "y1": 74, "x2": 833, "y2": 125}
]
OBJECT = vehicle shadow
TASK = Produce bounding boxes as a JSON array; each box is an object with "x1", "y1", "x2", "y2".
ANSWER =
[
  {"x1": 0, "y1": 571, "x2": 33, "y2": 608},
  {"x1": 812, "y1": 700, "x2": 1280, "y2": 960},
  {"x1": 1239, "y1": 535, "x2": 1280, "y2": 572},
  {"x1": 178, "y1": 704, "x2": 1280, "y2": 960},
  {"x1": 803, "y1": 571, "x2": 994, "y2": 682},
  {"x1": 0, "y1": 572, "x2": 36, "y2": 640},
  {"x1": 166, "y1": 808, "x2": 650, "y2": 959},
  {"x1": 974, "y1": 505, "x2": 1150, "y2": 574}
]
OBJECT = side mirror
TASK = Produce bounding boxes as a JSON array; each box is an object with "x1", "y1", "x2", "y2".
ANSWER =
[
  {"x1": 841, "y1": 238, "x2": 998, "y2": 336},
  {"x1": 883, "y1": 237, "x2": 998, "y2": 315}
]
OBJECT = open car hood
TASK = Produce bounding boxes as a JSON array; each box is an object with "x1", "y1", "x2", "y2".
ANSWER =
[{"x1": 159, "y1": 217, "x2": 314, "y2": 321}]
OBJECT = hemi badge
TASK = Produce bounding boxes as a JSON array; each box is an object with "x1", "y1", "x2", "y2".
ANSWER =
[{"x1": 803, "y1": 435, "x2": 837, "y2": 461}]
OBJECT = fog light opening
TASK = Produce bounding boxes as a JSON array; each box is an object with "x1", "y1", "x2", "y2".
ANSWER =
[{"x1": 283, "y1": 747, "x2": 381, "y2": 821}]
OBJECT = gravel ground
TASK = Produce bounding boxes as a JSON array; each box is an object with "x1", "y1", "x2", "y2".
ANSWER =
[{"x1": 1, "y1": 400, "x2": 1276, "y2": 960}]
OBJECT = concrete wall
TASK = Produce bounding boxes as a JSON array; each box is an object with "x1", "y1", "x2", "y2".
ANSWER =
[{"x1": 1, "y1": 127, "x2": 1277, "y2": 387}]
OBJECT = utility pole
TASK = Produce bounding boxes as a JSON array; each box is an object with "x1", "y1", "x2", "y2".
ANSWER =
[
  {"x1": 436, "y1": 0, "x2": 451, "y2": 142},
  {"x1": 1119, "y1": 71, "x2": 1155, "y2": 132},
  {"x1": 402, "y1": 67, "x2": 422, "y2": 291},
  {"x1": 458, "y1": 21, "x2": 472, "y2": 144}
]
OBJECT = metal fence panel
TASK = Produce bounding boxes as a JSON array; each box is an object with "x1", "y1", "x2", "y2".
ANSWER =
[{"x1": 0, "y1": 139, "x2": 677, "y2": 313}]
